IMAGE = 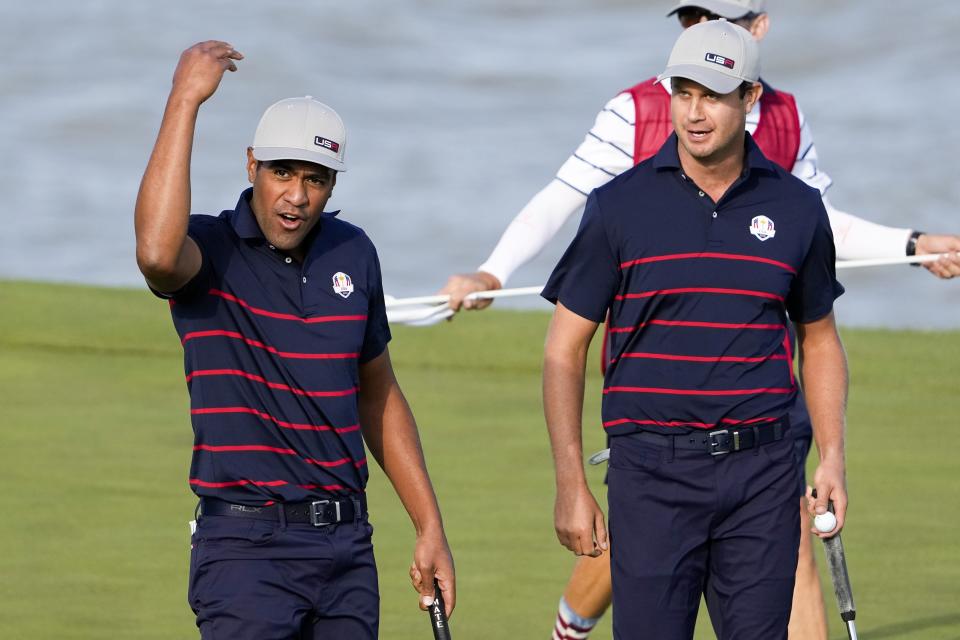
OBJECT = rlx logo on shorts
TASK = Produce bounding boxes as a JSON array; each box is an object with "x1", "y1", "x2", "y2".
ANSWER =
[
  {"x1": 705, "y1": 53, "x2": 735, "y2": 69},
  {"x1": 314, "y1": 136, "x2": 341, "y2": 152}
]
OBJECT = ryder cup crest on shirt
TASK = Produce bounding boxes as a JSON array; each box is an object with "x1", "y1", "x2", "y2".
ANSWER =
[
  {"x1": 332, "y1": 272, "x2": 354, "y2": 298},
  {"x1": 749, "y1": 215, "x2": 776, "y2": 241},
  {"x1": 252, "y1": 96, "x2": 348, "y2": 172}
]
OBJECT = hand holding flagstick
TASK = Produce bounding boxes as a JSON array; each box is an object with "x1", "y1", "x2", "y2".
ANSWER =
[{"x1": 386, "y1": 253, "x2": 957, "y2": 325}]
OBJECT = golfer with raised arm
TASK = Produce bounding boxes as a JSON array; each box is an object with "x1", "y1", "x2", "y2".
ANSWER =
[
  {"x1": 542, "y1": 21, "x2": 847, "y2": 638},
  {"x1": 135, "y1": 41, "x2": 454, "y2": 638}
]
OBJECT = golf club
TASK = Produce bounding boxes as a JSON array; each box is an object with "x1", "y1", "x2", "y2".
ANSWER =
[
  {"x1": 426, "y1": 578, "x2": 451, "y2": 640},
  {"x1": 812, "y1": 490, "x2": 858, "y2": 640}
]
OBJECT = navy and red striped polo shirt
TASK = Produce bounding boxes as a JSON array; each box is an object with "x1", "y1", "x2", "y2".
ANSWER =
[
  {"x1": 542, "y1": 133, "x2": 844, "y2": 436},
  {"x1": 157, "y1": 189, "x2": 390, "y2": 504}
]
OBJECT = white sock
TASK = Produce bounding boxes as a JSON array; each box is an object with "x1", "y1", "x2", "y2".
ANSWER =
[{"x1": 552, "y1": 596, "x2": 600, "y2": 640}]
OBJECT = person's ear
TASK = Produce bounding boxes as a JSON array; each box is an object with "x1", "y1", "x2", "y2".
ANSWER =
[
  {"x1": 246, "y1": 147, "x2": 257, "y2": 184},
  {"x1": 750, "y1": 13, "x2": 770, "y2": 41}
]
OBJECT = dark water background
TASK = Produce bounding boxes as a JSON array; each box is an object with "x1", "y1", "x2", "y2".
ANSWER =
[{"x1": 2, "y1": 0, "x2": 958, "y2": 327}]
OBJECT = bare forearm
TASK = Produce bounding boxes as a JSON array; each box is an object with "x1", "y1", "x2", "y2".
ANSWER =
[
  {"x1": 543, "y1": 305, "x2": 608, "y2": 555},
  {"x1": 362, "y1": 383, "x2": 444, "y2": 535},
  {"x1": 543, "y1": 336, "x2": 590, "y2": 491},
  {"x1": 135, "y1": 94, "x2": 199, "y2": 279},
  {"x1": 135, "y1": 41, "x2": 240, "y2": 290},
  {"x1": 799, "y1": 330, "x2": 848, "y2": 461}
]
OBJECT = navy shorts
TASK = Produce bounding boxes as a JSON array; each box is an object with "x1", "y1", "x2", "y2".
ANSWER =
[
  {"x1": 607, "y1": 428, "x2": 800, "y2": 640},
  {"x1": 189, "y1": 514, "x2": 379, "y2": 639}
]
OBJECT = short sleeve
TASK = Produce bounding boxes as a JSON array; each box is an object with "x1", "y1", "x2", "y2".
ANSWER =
[
  {"x1": 147, "y1": 216, "x2": 217, "y2": 302},
  {"x1": 786, "y1": 201, "x2": 845, "y2": 324},
  {"x1": 540, "y1": 191, "x2": 621, "y2": 323},
  {"x1": 360, "y1": 242, "x2": 392, "y2": 363}
]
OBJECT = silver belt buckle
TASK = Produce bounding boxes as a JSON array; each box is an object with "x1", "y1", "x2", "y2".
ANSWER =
[
  {"x1": 708, "y1": 429, "x2": 731, "y2": 456},
  {"x1": 309, "y1": 500, "x2": 341, "y2": 526}
]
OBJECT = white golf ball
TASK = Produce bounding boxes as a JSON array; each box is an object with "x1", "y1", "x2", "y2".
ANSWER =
[{"x1": 814, "y1": 512, "x2": 837, "y2": 533}]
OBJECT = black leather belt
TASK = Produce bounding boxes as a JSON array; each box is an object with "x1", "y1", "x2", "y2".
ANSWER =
[
  {"x1": 631, "y1": 418, "x2": 788, "y2": 456},
  {"x1": 200, "y1": 496, "x2": 366, "y2": 527}
]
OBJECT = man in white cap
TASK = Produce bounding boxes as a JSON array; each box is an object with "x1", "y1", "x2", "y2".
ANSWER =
[
  {"x1": 440, "y1": 3, "x2": 958, "y2": 639},
  {"x1": 135, "y1": 41, "x2": 454, "y2": 638},
  {"x1": 542, "y1": 19, "x2": 848, "y2": 639}
]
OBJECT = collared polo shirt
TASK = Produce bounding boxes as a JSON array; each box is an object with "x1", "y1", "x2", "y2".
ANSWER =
[
  {"x1": 157, "y1": 188, "x2": 390, "y2": 504},
  {"x1": 542, "y1": 133, "x2": 844, "y2": 436}
]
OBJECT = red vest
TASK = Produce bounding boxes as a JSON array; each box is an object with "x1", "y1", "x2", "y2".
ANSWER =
[{"x1": 624, "y1": 77, "x2": 801, "y2": 170}]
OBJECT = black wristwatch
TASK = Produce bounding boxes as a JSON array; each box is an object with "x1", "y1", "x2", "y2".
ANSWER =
[{"x1": 906, "y1": 230, "x2": 924, "y2": 265}]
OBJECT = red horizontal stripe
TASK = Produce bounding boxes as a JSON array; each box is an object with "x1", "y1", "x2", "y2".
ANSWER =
[
  {"x1": 191, "y1": 406, "x2": 360, "y2": 434},
  {"x1": 616, "y1": 288, "x2": 784, "y2": 302},
  {"x1": 298, "y1": 484, "x2": 353, "y2": 491},
  {"x1": 182, "y1": 330, "x2": 358, "y2": 360},
  {"x1": 603, "y1": 416, "x2": 778, "y2": 430},
  {"x1": 190, "y1": 479, "x2": 363, "y2": 492},
  {"x1": 616, "y1": 352, "x2": 788, "y2": 363},
  {"x1": 195, "y1": 444, "x2": 365, "y2": 470},
  {"x1": 209, "y1": 289, "x2": 367, "y2": 324},
  {"x1": 190, "y1": 478, "x2": 288, "y2": 488},
  {"x1": 603, "y1": 386, "x2": 793, "y2": 396},
  {"x1": 186, "y1": 369, "x2": 358, "y2": 397},
  {"x1": 193, "y1": 444, "x2": 297, "y2": 454},
  {"x1": 603, "y1": 418, "x2": 714, "y2": 428},
  {"x1": 301, "y1": 457, "x2": 366, "y2": 469},
  {"x1": 608, "y1": 319, "x2": 785, "y2": 333},
  {"x1": 620, "y1": 252, "x2": 795, "y2": 274},
  {"x1": 557, "y1": 616, "x2": 593, "y2": 633},
  {"x1": 304, "y1": 457, "x2": 352, "y2": 468}
]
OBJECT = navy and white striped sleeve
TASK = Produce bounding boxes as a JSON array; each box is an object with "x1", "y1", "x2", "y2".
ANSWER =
[{"x1": 554, "y1": 93, "x2": 636, "y2": 197}]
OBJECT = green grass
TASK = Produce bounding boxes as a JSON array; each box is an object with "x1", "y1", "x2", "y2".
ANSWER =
[{"x1": 1, "y1": 279, "x2": 958, "y2": 639}]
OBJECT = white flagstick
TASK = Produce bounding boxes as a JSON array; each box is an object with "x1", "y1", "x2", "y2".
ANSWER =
[
  {"x1": 384, "y1": 253, "x2": 954, "y2": 310},
  {"x1": 385, "y1": 286, "x2": 543, "y2": 309},
  {"x1": 834, "y1": 252, "x2": 954, "y2": 270}
]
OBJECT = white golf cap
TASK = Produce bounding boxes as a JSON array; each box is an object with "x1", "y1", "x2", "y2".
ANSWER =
[
  {"x1": 666, "y1": 0, "x2": 766, "y2": 19},
  {"x1": 657, "y1": 19, "x2": 760, "y2": 95},
  {"x1": 251, "y1": 96, "x2": 347, "y2": 172}
]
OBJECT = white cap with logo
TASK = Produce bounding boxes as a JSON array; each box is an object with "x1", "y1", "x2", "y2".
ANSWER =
[
  {"x1": 666, "y1": 0, "x2": 766, "y2": 19},
  {"x1": 252, "y1": 96, "x2": 347, "y2": 172},
  {"x1": 657, "y1": 19, "x2": 760, "y2": 95}
]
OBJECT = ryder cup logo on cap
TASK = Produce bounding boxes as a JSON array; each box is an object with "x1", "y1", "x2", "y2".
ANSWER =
[
  {"x1": 656, "y1": 19, "x2": 760, "y2": 95},
  {"x1": 667, "y1": 0, "x2": 766, "y2": 20},
  {"x1": 749, "y1": 215, "x2": 776, "y2": 241},
  {"x1": 252, "y1": 96, "x2": 347, "y2": 172}
]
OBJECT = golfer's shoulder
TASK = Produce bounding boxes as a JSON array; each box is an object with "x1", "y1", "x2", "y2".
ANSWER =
[
  {"x1": 763, "y1": 164, "x2": 823, "y2": 210},
  {"x1": 187, "y1": 212, "x2": 231, "y2": 245},
  {"x1": 592, "y1": 156, "x2": 659, "y2": 210},
  {"x1": 321, "y1": 212, "x2": 379, "y2": 254}
]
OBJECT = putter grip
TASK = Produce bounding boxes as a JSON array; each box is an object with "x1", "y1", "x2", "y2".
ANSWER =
[
  {"x1": 822, "y1": 502, "x2": 856, "y2": 622},
  {"x1": 427, "y1": 579, "x2": 452, "y2": 640}
]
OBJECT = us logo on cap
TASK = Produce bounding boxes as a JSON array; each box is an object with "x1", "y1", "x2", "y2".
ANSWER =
[
  {"x1": 314, "y1": 136, "x2": 340, "y2": 152},
  {"x1": 705, "y1": 53, "x2": 735, "y2": 69},
  {"x1": 749, "y1": 215, "x2": 776, "y2": 241},
  {"x1": 332, "y1": 272, "x2": 354, "y2": 298}
]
